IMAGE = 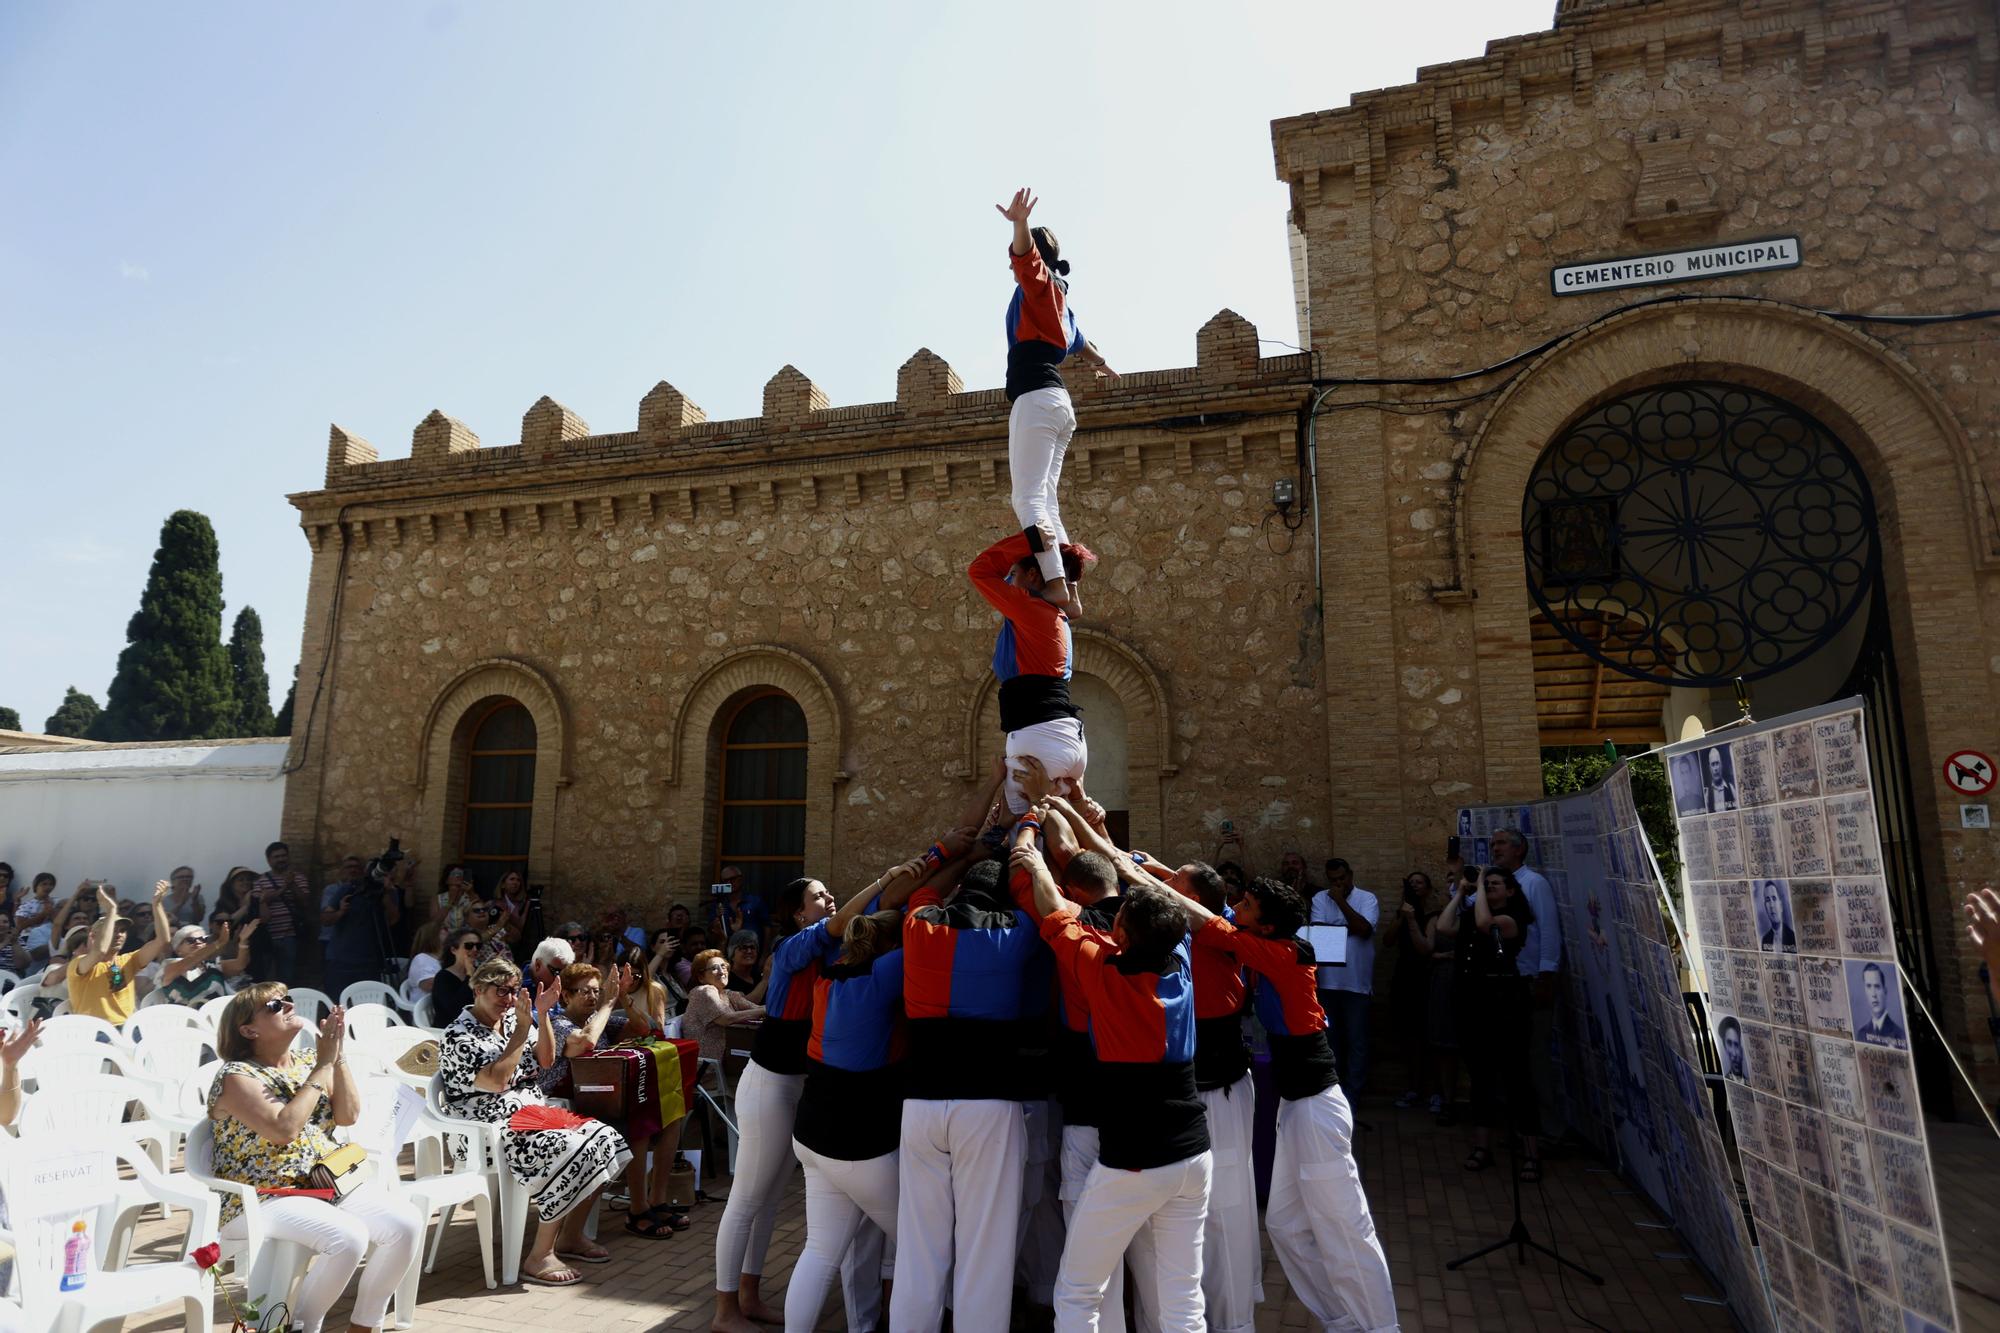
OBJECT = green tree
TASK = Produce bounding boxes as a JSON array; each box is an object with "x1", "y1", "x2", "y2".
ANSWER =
[
  {"x1": 1542, "y1": 746, "x2": 1683, "y2": 888},
  {"x1": 43, "y1": 688, "x2": 102, "y2": 738},
  {"x1": 93, "y1": 510, "x2": 238, "y2": 742},
  {"x1": 273, "y1": 668, "x2": 297, "y2": 737},
  {"x1": 0, "y1": 707, "x2": 19, "y2": 731},
  {"x1": 228, "y1": 606, "x2": 277, "y2": 736}
]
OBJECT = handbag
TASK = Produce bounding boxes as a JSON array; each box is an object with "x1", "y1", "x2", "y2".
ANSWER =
[
  {"x1": 570, "y1": 1053, "x2": 633, "y2": 1120},
  {"x1": 305, "y1": 1142, "x2": 369, "y2": 1200}
]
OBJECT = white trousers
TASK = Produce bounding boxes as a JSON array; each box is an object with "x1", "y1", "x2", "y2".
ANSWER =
[
  {"x1": 1128, "y1": 1074, "x2": 1262, "y2": 1333},
  {"x1": 1017, "y1": 1098, "x2": 1065, "y2": 1305},
  {"x1": 786, "y1": 1143, "x2": 898, "y2": 1333},
  {"x1": 1056, "y1": 1151, "x2": 1212, "y2": 1333},
  {"x1": 890, "y1": 1098, "x2": 1026, "y2": 1333},
  {"x1": 1004, "y1": 716, "x2": 1089, "y2": 815},
  {"x1": 713, "y1": 1061, "x2": 802, "y2": 1289},
  {"x1": 1059, "y1": 1125, "x2": 1125, "y2": 1333},
  {"x1": 1267, "y1": 1085, "x2": 1398, "y2": 1333},
  {"x1": 220, "y1": 1183, "x2": 422, "y2": 1333},
  {"x1": 1009, "y1": 385, "x2": 1077, "y2": 583}
]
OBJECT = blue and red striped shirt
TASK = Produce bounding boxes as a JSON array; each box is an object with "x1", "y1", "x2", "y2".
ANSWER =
[
  {"x1": 902, "y1": 881, "x2": 1043, "y2": 1100},
  {"x1": 750, "y1": 921, "x2": 830, "y2": 1076},
  {"x1": 1004, "y1": 244, "x2": 1085, "y2": 401}
]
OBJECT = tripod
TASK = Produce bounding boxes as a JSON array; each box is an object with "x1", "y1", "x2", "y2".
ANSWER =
[{"x1": 1446, "y1": 1137, "x2": 1604, "y2": 1283}]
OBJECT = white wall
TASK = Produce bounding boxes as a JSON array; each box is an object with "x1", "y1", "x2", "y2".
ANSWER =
[{"x1": 0, "y1": 743, "x2": 289, "y2": 896}]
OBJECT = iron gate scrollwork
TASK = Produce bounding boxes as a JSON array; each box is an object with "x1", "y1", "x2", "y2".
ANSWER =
[{"x1": 1523, "y1": 383, "x2": 1879, "y2": 687}]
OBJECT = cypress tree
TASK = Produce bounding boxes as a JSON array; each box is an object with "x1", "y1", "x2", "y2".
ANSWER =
[
  {"x1": 94, "y1": 510, "x2": 238, "y2": 741},
  {"x1": 228, "y1": 606, "x2": 277, "y2": 736},
  {"x1": 43, "y1": 688, "x2": 101, "y2": 738},
  {"x1": 0, "y1": 708, "x2": 19, "y2": 731},
  {"x1": 274, "y1": 668, "x2": 297, "y2": 737}
]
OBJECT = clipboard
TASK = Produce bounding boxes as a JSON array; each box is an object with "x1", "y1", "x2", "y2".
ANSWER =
[{"x1": 1299, "y1": 923, "x2": 1348, "y2": 964}]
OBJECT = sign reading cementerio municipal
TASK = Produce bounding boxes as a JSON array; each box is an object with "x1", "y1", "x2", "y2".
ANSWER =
[{"x1": 1551, "y1": 235, "x2": 1802, "y2": 296}]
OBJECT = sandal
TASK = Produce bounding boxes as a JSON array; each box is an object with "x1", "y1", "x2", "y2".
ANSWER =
[
  {"x1": 556, "y1": 1244, "x2": 612, "y2": 1265},
  {"x1": 624, "y1": 1215, "x2": 674, "y2": 1239},
  {"x1": 646, "y1": 1204, "x2": 692, "y2": 1232},
  {"x1": 523, "y1": 1261, "x2": 583, "y2": 1287},
  {"x1": 1464, "y1": 1147, "x2": 1494, "y2": 1172},
  {"x1": 1518, "y1": 1158, "x2": 1543, "y2": 1183}
]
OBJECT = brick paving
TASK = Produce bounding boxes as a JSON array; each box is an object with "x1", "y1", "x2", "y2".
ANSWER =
[{"x1": 108, "y1": 1087, "x2": 2000, "y2": 1332}]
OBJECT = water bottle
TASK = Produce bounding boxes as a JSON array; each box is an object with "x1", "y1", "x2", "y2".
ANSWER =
[{"x1": 60, "y1": 1217, "x2": 89, "y2": 1291}]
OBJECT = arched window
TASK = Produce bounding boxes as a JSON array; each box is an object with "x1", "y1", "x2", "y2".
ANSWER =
[
  {"x1": 716, "y1": 691, "x2": 808, "y2": 897},
  {"x1": 462, "y1": 699, "x2": 537, "y2": 892}
]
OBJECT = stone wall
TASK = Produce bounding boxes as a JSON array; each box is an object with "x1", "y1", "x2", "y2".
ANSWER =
[
  {"x1": 282, "y1": 317, "x2": 1330, "y2": 915},
  {"x1": 1275, "y1": 0, "x2": 2000, "y2": 1087}
]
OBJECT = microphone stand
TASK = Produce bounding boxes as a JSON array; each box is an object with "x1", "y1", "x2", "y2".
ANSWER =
[{"x1": 1446, "y1": 1134, "x2": 1603, "y2": 1282}]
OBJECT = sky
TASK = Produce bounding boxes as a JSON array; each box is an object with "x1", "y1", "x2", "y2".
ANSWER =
[{"x1": 0, "y1": 0, "x2": 1554, "y2": 732}]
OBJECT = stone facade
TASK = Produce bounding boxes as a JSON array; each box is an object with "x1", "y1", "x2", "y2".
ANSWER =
[
  {"x1": 284, "y1": 0, "x2": 2000, "y2": 1096},
  {"x1": 1272, "y1": 0, "x2": 2000, "y2": 1093}
]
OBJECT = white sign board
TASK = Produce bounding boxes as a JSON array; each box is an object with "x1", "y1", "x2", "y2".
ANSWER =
[{"x1": 1551, "y1": 236, "x2": 1802, "y2": 296}]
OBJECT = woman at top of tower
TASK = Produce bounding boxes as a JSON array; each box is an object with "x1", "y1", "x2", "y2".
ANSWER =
[{"x1": 996, "y1": 186, "x2": 1115, "y2": 613}]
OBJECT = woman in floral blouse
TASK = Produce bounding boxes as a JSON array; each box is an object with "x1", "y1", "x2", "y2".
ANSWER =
[
  {"x1": 207, "y1": 984, "x2": 423, "y2": 1333},
  {"x1": 439, "y1": 957, "x2": 632, "y2": 1287}
]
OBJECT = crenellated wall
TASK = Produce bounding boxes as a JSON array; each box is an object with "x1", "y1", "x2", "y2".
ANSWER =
[{"x1": 282, "y1": 309, "x2": 1332, "y2": 914}]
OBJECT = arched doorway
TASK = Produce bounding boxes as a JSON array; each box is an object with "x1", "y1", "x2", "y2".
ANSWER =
[
  {"x1": 460, "y1": 699, "x2": 537, "y2": 893},
  {"x1": 1517, "y1": 378, "x2": 1950, "y2": 1105},
  {"x1": 712, "y1": 690, "x2": 809, "y2": 899}
]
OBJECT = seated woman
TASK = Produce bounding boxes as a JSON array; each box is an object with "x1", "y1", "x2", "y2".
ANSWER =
[
  {"x1": 402, "y1": 921, "x2": 443, "y2": 1009},
  {"x1": 681, "y1": 948, "x2": 764, "y2": 1090},
  {"x1": 439, "y1": 958, "x2": 632, "y2": 1287},
  {"x1": 609, "y1": 945, "x2": 671, "y2": 1042},
  {"x1": 428, "y1": 927, "x2": 481, "y2": 1027},
  {"x1": 547, "y1": 962, "x2": 690, "y2": 1239},
  {"x1": 157, "y1": 919, "x2": 259, "y2": 1006},
  {"x1": 724, "y1": 930, "x2": 769, "y2": 1000},
  {"x1": 208, "y1": 986, "x2": 423, "y2": 1333}
]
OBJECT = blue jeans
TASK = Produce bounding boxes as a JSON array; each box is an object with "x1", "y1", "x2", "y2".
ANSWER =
[{"x1": 1319, "y1": 989, "x2": 1372, "y2": 1098}]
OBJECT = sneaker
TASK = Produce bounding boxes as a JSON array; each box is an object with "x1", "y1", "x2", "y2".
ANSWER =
[
  {"x1": 1392, "y1": 1090, "x2": 1419, "y2": 1110},
  {"x1": 1427, "y1": 1094, "x2": 1444, "y2": 1114}
]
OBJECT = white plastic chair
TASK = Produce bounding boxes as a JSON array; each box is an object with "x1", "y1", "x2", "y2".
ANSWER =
[
  {"x1": 182, "y1": 1119, "x2": 312, "y2": 1319},
  {"x1": 340, "y1": 980, "x2": 414, "y2": 1018},
  {"x1": 344, "y1": 1002, "x2": 407, "y2": 1041},
  {"x1": 346, "y1": 1075, "x2": 494, "y2": 1317},
  {"x1": 125, "y1": 1002, "x2": 214, "y2": 1046},
  {"x1": 0, "y1": 1126, "x2": 217, "y2": 1333},
  {"x1": 425, "y1": 1071, "x2": 530, "y2": 1285},
  {"x1": 0, "y1": 969, "x2": 20, "y2": 995},
  {"x1": 287, "y1": 987, "x2": 336, "y2": 1023},
  {"x1": 198, "y1": 992, "x2": 235, "y2": 1030},
  {"x1": 14, "y1": 1072, "x2": 176, "y2": 1270},
  {"x1": 0, "y1": 982, "x2": 53, "y2": 1024},
  {"x1": 38, "y1": 1012, "x2": 134, "y2": 1054},
  {"x1": 412, "y1": 994, "x2": 438, "y2": 1031}
]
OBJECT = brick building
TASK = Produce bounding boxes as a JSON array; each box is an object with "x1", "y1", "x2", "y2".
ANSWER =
[{"x1": 283, "y1": 0, "x2": 2000, "y2": 1096}]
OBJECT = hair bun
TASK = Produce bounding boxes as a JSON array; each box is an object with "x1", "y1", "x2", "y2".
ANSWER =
[{"x1": 1054, "y1": 259, "x2": 1072, "y2": 276}]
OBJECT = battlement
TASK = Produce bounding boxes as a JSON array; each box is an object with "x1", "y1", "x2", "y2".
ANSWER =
[
  {"x1": 310, "y1": 308, "x2": 1305, "y2": 493},
  {"x1": 1272, "y1": 0, "x2": 1996, "y2": 190}
]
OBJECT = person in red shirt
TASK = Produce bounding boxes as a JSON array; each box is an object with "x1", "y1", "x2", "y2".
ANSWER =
[
  {"x1": 1009, "y1": 821, "x2": 1211, "y2": 1332},
  {"x1": 995, "y1": 187, "x2": 1115, "y2": 612},
  {"x1": 969, "y1": 543, "x2": 1095, "y2": 818},
  {"x1": 1168, "y1": 874, "x2": 1398, "y2": 1333}
]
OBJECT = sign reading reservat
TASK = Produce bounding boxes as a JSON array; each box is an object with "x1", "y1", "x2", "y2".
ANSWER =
[{"x1": 1551, "y1": 235, "x2": 1802, "y2": 296}]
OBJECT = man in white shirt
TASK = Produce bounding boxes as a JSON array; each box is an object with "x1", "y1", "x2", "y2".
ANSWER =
[
  {"x1": 1490, "y1": 828, "x2": 1565, "y2": 1140},
  {"x1": 1310, "y1": 858, "x2": 1379, "y2": 1098}
]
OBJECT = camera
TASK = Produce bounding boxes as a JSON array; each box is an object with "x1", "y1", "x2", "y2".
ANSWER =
[
  {"x1": 528, "y1": 883, "x2": 544, "y2": 901},
  {"x1": 366, "y1": 837, "x2": 406, "y2": 887},
  {"x1": 709, "y1": 882, "x2": 734, "y2": 897}
]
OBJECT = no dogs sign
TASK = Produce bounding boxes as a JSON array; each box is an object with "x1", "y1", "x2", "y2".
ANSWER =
[{"x1": 1943, "y1": 750, "x2": 1997, "y2": 797}]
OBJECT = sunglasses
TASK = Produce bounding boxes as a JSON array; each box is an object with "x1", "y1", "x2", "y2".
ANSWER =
[
  {"x1": 456, "y1": 941, "x2": 479, "y2": 953},
  {"x1": 186, "y1": 936, "x2": 211, "y2": 948},
  {"x1": 261, "y1": 995, "x2": 295, "y2": 1015}
]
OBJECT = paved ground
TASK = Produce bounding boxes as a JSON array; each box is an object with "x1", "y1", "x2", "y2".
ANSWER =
[{"x1": 107, "y1": 1074, "x2": 1999, "y2": 1332}]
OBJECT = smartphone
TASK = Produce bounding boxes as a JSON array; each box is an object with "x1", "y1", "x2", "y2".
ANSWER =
[
  {"x1": 1447, "y1": 834, "x2": 1462, "y2": 861},
  {"x1": 709, "y1": 882, "x2": 734, "y2": 897},
  {"x1": 1221, "y1": 819, "x2": 1234, "y2": 834}
]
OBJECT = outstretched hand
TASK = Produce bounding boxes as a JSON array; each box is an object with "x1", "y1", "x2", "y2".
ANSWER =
[
  {"x1": 534, "y1": 978, "x2": 561, "y2": 1017},
  {"x1": 1014, "y1": 754, "x2": 1054, "y2": 805},
  {"x1": 995, "y1": 187, "x2": 1036, "y2": 224},
  {"x1": 0, "y1": 1019, "x2": 41, "y2": 1067}
]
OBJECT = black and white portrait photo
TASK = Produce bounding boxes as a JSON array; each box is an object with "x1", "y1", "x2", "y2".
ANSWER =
[
  {"x1": 1754, "y1": 878, "x2": 1797, "y2": 953},
  {"x1": 1700, "y1": 745, "x2": 1739, "y2": 813},
  {"x1": 1848, "y1": 960, "x2": 1909, "y2": 1050},
  {"x1": 1716, "y1": 1014, "x2": 1748, "y2": 1082},
  {"x1": 1671, "y1": 752, "x2": 1707, "y2": 818}
]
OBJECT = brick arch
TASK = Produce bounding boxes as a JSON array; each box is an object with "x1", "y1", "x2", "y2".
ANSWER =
[
  {"x1": 1454, "y1": 299, "x2": 1989, "y2": 801},
  {"x1": 963, "y1": 627, "x2": 1176, "y2": 849},
  {"x1": 1451, "y1": 299, "x2": 1995, "y2": 1061},
  {"x1": 414, "y1": 657, "x2": 569, "y2": 887},
  {"x1": 663, "y1": 645, "x2": 844, "y2": 899}
]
